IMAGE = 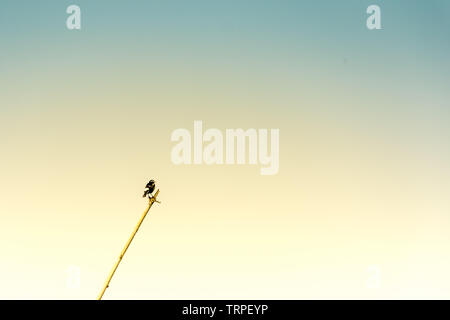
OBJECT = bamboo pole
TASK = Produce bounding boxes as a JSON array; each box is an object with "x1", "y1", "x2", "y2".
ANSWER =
[{"x1": 97, "y1": 189, "x2": 160, "y2": 300}]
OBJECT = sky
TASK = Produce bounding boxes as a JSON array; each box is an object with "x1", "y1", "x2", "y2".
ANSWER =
[{"x1": 1, "y1": 0, "x2": 450, "y2": 299}]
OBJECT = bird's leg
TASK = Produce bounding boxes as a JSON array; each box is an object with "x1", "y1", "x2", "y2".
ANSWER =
[{"x1": 148, "y1": 193, "x2": 160, "y2": 203}]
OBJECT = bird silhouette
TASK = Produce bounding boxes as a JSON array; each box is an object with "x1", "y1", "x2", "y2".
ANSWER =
[{"x1": 142, "y1": 179, "x2": 156, "y2": 198}]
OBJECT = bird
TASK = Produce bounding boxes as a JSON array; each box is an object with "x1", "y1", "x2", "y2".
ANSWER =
[{"x1": 142, "y1": 179, "x2": 156, "y2": 198}]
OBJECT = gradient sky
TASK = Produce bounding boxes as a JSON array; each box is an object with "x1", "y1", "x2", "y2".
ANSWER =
[{"x1": 1, "y1": 1, "x2": 450, "y2": 299}]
